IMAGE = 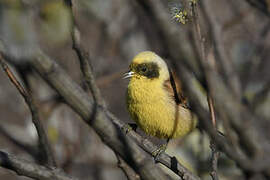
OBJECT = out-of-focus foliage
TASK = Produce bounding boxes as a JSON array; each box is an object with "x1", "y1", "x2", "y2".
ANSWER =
[{"x1": 39, "y1": 0, "x2": 72, "y2": 45}]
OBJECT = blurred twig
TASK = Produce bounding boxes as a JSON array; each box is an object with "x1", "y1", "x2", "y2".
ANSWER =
[
  {"x1": 201, "y1": 0, "x2": 262, "y2": 158},
  {"x1": 0, "y1": 151, "x2": 77, "y2": 180},
  {"x1": 0, "y1": 125, "x2": 39, "y2": 159},
  {"x1": 252, "y1": 81, "x2": 270, "y2": 108},
  {"x1": 245, "y1": 0, "x2": 270, "y2": 16},
  {"x1": 176, "y1": 65, "x2": 269, "y2": 172},
  {"x1": 115, "y1": 153, "x2": 141, "y2": 180},
  {"x1": 191, "y1": 2, "x2": 219, "y2": 179},
  {"x1": 0, "y1": 54, "x2": 56, "y2": 167}
]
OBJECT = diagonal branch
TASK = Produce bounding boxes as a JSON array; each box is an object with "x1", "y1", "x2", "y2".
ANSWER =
[
  {"x1": 0, "y1": 150, "x2": 77, "y2": 180},
  {"x1": 0, "y1": 54, "x2": 56, "y2": 167}
]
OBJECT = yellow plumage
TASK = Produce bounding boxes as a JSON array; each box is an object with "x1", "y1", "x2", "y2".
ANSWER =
[{"x1": 126, "y1": 51, "x2": 196, "y2": 139}]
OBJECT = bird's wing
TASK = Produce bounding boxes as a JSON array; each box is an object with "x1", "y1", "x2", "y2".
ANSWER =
[{"x1": 163, "y1": 69, "x2": 189, "y2": 109}]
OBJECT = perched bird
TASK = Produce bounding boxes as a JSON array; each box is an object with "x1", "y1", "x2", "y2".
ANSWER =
[{"x1": 124, "y1": 51, "x2": 196, "y2": 141}]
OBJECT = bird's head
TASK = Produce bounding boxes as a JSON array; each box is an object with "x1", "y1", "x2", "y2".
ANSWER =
[{"x1": 123, "y1": 51, "x2": 170, "y2": 81}]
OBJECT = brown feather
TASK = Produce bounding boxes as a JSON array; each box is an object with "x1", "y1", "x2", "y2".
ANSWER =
[{"x1": 163, "y1": 69, "x2": 189, "y2": 109}]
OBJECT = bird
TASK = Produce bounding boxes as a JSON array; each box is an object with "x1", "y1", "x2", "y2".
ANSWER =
[{"x1": 124, "y1": 51, "x2": 197, "y2": 143}]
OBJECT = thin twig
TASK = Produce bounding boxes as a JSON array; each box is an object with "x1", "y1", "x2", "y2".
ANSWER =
[
  {"x1": 207, "y1": 95, "x2": 219, "y2": 180},
  {"x1": 0, "y1": 54, "x2": 56, "y2": 167},
  {"x1": 191, "y1": 3, "x2": 219, "y2": 179},
  {"x1": 66, "y1": 0, "x2": 104, "y2": 106},
  {"x1": 209, "y1": 141, "x2": 219, "y2": 180},
  {"x1": 207, "y1": 95, "x2": 216, "y2": 128},
  {"x1": 177, "y1": 65, "x2": 269, "y2": 172},
  {"x1": 201, "y1": 0, "x2": 260, "y2": 158}
]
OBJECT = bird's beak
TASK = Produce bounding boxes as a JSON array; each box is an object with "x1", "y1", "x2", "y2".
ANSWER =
[{"x1": 123, "y1": 71, "x2": 134, "y2": 79}]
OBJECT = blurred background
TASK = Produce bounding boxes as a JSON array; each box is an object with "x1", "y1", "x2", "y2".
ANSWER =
[{"x1": 0, "y1": 0, "x2": 269, "y2": 180}]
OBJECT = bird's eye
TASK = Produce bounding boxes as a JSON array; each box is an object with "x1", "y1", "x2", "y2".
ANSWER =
[{"x1": 141, "y1": 66, "x2": 147, "y2": 72}]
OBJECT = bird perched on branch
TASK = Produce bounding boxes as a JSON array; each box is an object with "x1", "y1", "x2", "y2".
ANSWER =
[{"x1": 124, "y1": 51, "x2": 197, "y2": 146}]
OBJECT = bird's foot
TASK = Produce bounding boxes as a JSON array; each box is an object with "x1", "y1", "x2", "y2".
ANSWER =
[
  {"x1": 152, "y1": 144, "x2": 167, "y2": 161},
  {"x1": 122, "y1": 123, "x2": 137, "y2": 134},
  {"x1": 128, "y1": 123, "x2": 138, "y2": 132}
]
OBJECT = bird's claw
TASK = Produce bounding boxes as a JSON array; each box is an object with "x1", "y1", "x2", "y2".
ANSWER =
[
  {"x1": 122, "y1": 123, "x2": 137, "y2": 134},
  {"x1": 128, "y1": 123, "x2": 138, "y2": 132},
  {"x1": 152, "y1": 144, "x2": 167, "y2": 161}
]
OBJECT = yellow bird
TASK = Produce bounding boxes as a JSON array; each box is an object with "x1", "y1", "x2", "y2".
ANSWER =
[{"x1": 124, "y1": 51, "x2": 196, "y2": 140}]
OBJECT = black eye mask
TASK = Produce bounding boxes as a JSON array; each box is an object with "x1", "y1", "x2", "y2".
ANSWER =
[{"x1": 130, "y1": 62, "x2": 160, "y2": 79}]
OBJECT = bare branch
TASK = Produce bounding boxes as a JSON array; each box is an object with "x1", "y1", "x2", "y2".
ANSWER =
[
  {"x1": 0, "y1": 54, "x2": 56, "y2": 167},
  {"x1": 201, "y1": 1, "x2": 263, "y2": 158},
  {"x1": 29, "y1": 49, "x2": 175, "y2": 180},
  {"x1": 191, "y1": 3, "x2": 219, "y2": 179},
  {"x1": 56, "y1": 2, "x2": 200, "y2": 179},
  {"x1": 0, "y1": 151, "x2": 77, "y2": 180},
  {"x1": 65, "y1": 0, "x2": 104, "y2": 106},
  {"x1": 174, "y1": 62, "x2": 269, "y2": 173}
]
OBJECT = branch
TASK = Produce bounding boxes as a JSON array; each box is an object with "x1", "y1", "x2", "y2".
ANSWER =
[
  {"x1": 65, "y1": 2, "x2": 147, "y2": 179},
  {"x1": 191, "y1": 3, "x2": 219, "y2": 179},
  {"x1": 0, "y1": 9, "x2": 200, "y2": 178},
  {"x1": 207, "y1": 95, "x2": 219, "y2": 180},
  {"x1": 200, "y1": 0, "x2": 264, "y2": 158},
  {"x1": 209, "y1": 141, "x2": 219, "y2": 180},
  {"x1": 0, "y1": 151, "x2": 77, "y2": 180},
  {"x1": 66, "y1": 0, "x2": 104, "y2": 105},
  {"x1": 174, "y1": 62, "x2": 270, "y2": 173},
  {"x1": 135, "y1": 0, "x2": 205, "y2": 87},
  {"x1": 0, "y1": 55, "x2": 56, "y2": 167},
  {"x1": 63, "y1": 2, "x2": 199, "y2": 179},
  {"x1": 29, "y1": 49, "x2": 176, "y2": 180}
]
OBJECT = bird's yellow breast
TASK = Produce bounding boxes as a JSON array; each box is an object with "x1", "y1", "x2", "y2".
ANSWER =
[{"x1": 126, "y1": 76, "x2": 195, "y2": 139}]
